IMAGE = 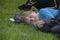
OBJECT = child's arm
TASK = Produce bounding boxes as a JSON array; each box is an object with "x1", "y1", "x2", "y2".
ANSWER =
[{"x1": 35, "y1": 19, "x2": 57, "y2": 28}]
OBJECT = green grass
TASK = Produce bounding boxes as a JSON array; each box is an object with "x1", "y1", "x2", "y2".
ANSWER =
[{"x1": 0, "y1": 0, "x2": 59, "y2": 40}]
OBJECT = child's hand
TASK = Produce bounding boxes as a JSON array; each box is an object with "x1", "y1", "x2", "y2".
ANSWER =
[{"x1": 36, "y1": 21, "x2": 45, "y2": 28}]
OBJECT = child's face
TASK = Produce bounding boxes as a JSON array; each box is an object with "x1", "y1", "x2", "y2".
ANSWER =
[{"x1": 25, "y1": 12, "x2": 39, "y2": 24}]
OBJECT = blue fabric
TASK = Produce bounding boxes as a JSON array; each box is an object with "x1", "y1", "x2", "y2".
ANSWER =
[{"x1": 39, "y1": 8, "x2": 59, "y2": 19}]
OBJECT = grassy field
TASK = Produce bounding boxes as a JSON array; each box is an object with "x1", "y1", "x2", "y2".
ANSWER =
[{"x1": 0, "y1": 0, "x2": 59, "y2": 40}]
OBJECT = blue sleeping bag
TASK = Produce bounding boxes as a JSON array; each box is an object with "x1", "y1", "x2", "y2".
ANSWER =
[{"x1": 38, "y1": 8, "x2": 59, "y2": 19}]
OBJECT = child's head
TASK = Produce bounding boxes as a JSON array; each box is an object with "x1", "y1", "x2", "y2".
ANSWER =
[
  {"x1": 20, "y1": 11, "x2": 40, "y2": 24},
  {"x1": 16, "y1": 6, "x2": 41, "y2": 24}
]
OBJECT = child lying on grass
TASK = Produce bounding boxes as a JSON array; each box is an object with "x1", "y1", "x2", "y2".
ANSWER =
[
  {"x1": 9, "y1": 6, "x2": 45, "y2": 27},
  {"x1": 9, "y1": 6, "x2": 60, "y2": 36}
]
